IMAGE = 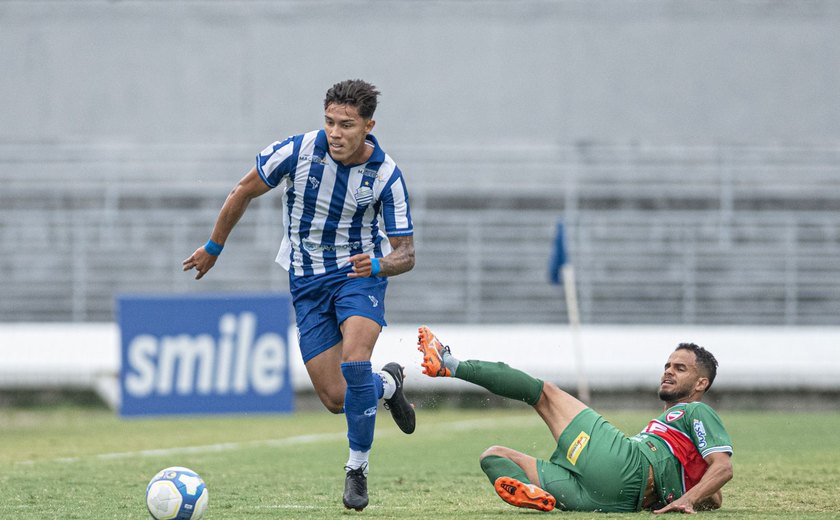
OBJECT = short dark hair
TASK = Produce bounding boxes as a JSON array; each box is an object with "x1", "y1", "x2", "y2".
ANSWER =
[
  {"x1": 324, "y1": 79, "x2": 380, "y2": 119},
  {"x1": 676, "y1": 343, "x2": 719, "y2": 392}
]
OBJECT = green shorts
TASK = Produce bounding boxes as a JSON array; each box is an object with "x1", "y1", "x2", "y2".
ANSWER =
[{"x1": 536, "y1": 408, "x2": 648, "y2": 512}]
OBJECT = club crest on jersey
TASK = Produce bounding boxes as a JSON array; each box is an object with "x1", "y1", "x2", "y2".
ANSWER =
[
  {"x1": 355, "y1": 186, "x2": 374, "y2": 206},
  {"x1": 666, "y1": 410, "x2": 685, "y2": 422}
]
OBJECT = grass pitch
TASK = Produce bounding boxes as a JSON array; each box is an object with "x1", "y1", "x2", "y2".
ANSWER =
[{"x1": 0, "y1": 403, "x2": 838, "y2": 519}]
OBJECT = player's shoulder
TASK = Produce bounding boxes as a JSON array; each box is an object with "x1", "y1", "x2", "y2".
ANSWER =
[
  {"x1": 663, "y1": 401, "x2": 718, "y2": 416},
  {"x1": 380, "y1": 153, "x2": 400, "y2": 173},
  {"x1": 274, "y1": 130, "x2": 321, "y2": 147},
  {"x1": 682, "y1": 401, "x2": 722, "y2": 419},
  {"x1": 259, "y1": 131, "x2": 306, "y2": 155},
  {"x1": 281, "y1": 129, "x2": 320, "y2": 151},
  {"x1": 687, "y1": 400, "x2": 716, "y2": 410},
  {"x1": 302, "y1": 129, "x2": 322, "y2": 143},
  {"x1": 364, "y1": 133, "x2": 399, "y2": 171}
]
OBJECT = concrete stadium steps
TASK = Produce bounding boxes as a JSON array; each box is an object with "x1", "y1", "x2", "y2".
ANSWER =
[{"x1": 2, "y1": 143, "x2": 840, "y2": 324}]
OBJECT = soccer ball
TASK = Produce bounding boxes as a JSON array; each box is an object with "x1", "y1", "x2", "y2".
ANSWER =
[{"x1": 145, "y1": 466, "x2": 209, "y2": 520}]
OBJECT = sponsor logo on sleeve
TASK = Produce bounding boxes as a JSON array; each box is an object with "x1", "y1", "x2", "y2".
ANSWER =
[
  {"x1": 693, "y1": 419, "x2": 708, "y2": 449},
  {"x1": 566, "y1": 431, "x2": 590, "y2": 465}
]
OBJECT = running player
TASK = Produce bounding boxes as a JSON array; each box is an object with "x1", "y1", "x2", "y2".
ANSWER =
[
  {"x1": 183, "y1": 80, "x2": 416, "y2": 511},
  {"x1": 417, "y1": 326, "x2": 733, "y2": 513}
]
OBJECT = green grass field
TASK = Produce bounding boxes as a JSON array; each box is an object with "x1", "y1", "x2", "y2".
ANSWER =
[{"x1": 1, "y1": 404, "x2": 838, "y2": 519}]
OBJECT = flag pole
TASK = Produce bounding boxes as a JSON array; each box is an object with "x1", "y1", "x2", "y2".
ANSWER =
[{"x1": 550, "y1": 221, "x2": 591, "y2": 404}]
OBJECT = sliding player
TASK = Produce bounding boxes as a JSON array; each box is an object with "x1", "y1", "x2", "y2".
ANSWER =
[{"x1": 417, "y1": 326, "x2": 733, "y2": 513}]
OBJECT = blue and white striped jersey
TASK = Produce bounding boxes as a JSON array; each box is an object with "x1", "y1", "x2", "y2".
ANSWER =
[{"x1": 256, "y1": 129, "x2": 413, "y2": 276}]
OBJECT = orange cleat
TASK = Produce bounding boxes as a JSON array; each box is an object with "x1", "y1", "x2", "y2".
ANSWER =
[
  {"x1": 417, "y1": 326, "x2": 451, "y2": 377},
  {"x1": 494, "y1": 477, "x2": 556, "y2": 512}
]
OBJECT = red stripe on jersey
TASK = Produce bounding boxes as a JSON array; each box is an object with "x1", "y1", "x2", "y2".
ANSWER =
[{"x1": 641, "y1": 419, "x2": 708, "y2": 491}]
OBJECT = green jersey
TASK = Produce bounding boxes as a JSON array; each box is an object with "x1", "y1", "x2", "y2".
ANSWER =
[{"x1": 630, "y1": 402, "x2": 733, "y2": 507}]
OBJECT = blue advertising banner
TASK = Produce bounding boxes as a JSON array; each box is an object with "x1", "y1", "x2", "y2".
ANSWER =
[{"x1": 117, "y1": 293, "x2": 293, "y2": 417}]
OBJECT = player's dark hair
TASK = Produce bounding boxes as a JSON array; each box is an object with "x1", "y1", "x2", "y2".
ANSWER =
[
  {"x1": 324, "y1": 79, "x2": 380, "y2": 120},
  {"x1": 676, "y1": 343, "x2": 718, "y2": 392}
]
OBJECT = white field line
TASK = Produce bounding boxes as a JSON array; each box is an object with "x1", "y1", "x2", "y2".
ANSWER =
[{"x1": 15, "y1": 414, "x2": 540, "y2": 466}]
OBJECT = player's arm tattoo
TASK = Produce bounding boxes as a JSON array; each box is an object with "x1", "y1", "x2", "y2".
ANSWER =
[{"x1": 380, "y1": 235, "x2": 415, "y2": 277}]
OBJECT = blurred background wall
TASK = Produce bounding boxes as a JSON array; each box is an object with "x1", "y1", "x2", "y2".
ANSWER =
[
  {"x1": 5, "y1": 1, "x2": 840, "y2": 144},
  {"x1": 2, "y1": 0, "x2": 839, "y2": 326}
]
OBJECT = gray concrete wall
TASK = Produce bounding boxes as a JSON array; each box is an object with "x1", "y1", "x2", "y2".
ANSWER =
[{"x1": 3, "y1": 0, "x2": 840, "y2": 150}]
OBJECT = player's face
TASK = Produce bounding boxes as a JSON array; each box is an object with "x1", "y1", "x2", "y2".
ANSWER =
[
  {"x1": 324, "y1": 103, "x2": 375, "y2": 165},
  {"x1": 658, "y1": 349, "x2": 707, "y2": 404}
]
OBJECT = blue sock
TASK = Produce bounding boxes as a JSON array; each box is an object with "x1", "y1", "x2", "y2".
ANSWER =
[{"x1": 341, "y1": 361, "x2": 377, "y2": 452}]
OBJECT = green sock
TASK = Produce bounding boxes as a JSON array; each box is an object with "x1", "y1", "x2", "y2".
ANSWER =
[
  {"x1": 453, "y1": 359, "x2": 544, "y2": 406},
  {"x1": 480, "y1": 455, "x2": 532, "y2": 485}
]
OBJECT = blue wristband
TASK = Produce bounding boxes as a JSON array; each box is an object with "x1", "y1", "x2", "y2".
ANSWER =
[
  {"x1": 204, "y1": 239, "x2": 224, "y2": 256},
  {"x1": 370, "y1": 257, "x2": 381, "y2": 276}
]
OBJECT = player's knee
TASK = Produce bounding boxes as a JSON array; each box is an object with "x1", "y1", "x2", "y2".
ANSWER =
[
  {"x1": 323, "y1": 394, "x2": 345, "y2": 413},
  {"x1": 542, "y1": 381, "x2": 562, "y2": 395},
  {"x1": 324, "y1": 401, "x2": 344, "y2": 414},
  {"x1": 539, "y1": 381, "x2": 571, "y2": 405},
  {"x1": 480, "y1": 445, "x2": 511, "y2": 461},
  {"x1": 316, "y1": 391, "x2": 345, "y2": 414}
]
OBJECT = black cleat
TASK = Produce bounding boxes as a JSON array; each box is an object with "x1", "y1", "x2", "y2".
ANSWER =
[
  {"x1": 382, "y1": 362, "x2": 416, "y2": 434},
  {"x1": 343, "y1": 465, "x2": 368, "y2": 511}
]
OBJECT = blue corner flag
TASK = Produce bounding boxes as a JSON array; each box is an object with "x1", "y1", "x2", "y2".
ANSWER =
[{"x1": 549, "y1": 221, "x2": 568, "y2": 285}]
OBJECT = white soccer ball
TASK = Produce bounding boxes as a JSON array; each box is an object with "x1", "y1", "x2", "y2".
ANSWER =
[{"x1": 146, "y1": 466, "x2": 209, "y2": 520}]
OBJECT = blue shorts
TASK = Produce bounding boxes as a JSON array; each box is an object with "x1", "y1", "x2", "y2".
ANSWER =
[{"x1": 289, "y1": 266, "x2": 388, "y2": 363}]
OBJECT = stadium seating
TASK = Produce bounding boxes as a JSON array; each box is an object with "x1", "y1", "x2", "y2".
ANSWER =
[{"x1": 2, "y1": 142, "x2": 838, "y2": 325}]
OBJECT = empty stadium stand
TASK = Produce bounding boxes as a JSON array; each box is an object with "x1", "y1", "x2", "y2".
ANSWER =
[{"x1": 2, "y1": 142, "x2": 838, "y2": 325}]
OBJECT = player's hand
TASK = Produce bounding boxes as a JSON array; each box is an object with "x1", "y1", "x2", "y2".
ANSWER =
[
  {"x1": 182, "y1": 246, "x2": 218, "y2": 280},
  {"x1": 347, "y1": 253, "x2": 374, "y2": 278},
  {"x1": 653, "y1": 498, "x2": 696, "y2": 514}
]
